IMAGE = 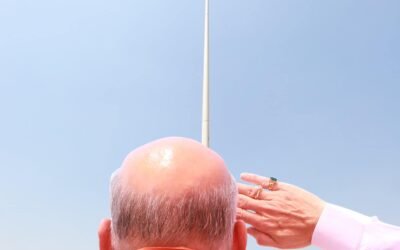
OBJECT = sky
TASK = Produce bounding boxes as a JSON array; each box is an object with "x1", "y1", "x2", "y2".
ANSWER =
[{"x1": 0, "y1": 0, "x2": 399, "y2": 249}]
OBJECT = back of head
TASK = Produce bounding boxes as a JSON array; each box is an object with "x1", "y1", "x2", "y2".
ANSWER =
[{"x1": 109, "y1": 137, "x2": 237, "y2": 250}]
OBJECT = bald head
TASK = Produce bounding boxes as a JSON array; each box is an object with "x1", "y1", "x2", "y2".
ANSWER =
[
  {"x1": 118, "y1": 137, "x2": 232, "y2": 197},
  {"x1": 110, "y1": 137, "x2": 237, "y2": 250}
]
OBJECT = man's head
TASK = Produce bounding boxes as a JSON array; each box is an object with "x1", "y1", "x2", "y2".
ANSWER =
[{"x1": 98, "y1": 137, "x2": 246, "y2": 250}]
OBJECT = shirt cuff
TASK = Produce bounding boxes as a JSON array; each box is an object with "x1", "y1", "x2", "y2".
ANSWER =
[{"x1": 311, "y1": 203, "x2": 372, "y2": 250}]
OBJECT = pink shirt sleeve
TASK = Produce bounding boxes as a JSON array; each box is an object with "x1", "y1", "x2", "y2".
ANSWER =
[{"x1": 312, "y1": 203, "x2": 400, "y2": 250}]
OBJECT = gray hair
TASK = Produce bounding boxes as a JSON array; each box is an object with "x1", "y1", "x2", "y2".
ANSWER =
[{"x1": 110, "y1": 171, "x2": 237, "y2": 250}]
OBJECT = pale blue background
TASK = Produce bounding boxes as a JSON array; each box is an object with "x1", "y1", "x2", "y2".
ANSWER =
[{"x1": 0, "y1": 1, "x2": 399, "y2": 249}]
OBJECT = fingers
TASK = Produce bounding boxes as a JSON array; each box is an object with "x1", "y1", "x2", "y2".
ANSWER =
[
  {"x1": 238, "y1": 183, "x2": 275, "y2": 200},
  {"x1": 238, "y1": 183, "x2": 259, "y2": 198},
  {"x1": 236, "y1": 208, "x2": 265, "y2": 229},
  {"x1": 237, "y1": 194, "x2": 279, "y2": 213},
  {"x1": 237, "y1": 207, "x2": 280, "y2": 230},
  {"x1": 247, "y1": 227, "x2": 279, "y2": 247},
  {"x1": 241, "y1": 172, "x2": 287, "y2": 190},
  {"x1": 240, "y1": 173, "x2": 271, "y2": 185},
  {"x1": 238, "y1": 194, "x2": 263, "y2": 211}
]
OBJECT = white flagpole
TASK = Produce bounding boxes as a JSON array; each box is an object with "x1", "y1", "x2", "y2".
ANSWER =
[{"x1": 201, "y1": 0, "x2": 210, "y2": 147}]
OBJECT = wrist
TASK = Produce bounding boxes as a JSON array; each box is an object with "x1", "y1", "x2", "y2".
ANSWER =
[{"x1": 311, "y1": 200, "x2": 326, "y2": 231}]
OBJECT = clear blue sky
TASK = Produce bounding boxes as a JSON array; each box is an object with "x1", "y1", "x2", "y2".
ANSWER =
[{"x1": 1, "y1": 1, "x2": 399, "y2": 249}]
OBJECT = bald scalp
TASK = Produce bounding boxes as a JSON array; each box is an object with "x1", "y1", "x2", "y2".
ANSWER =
[
  {"x1": 110, "y1": 137, "x2": 237, "y2": 250},
  {"x1": 118, "y1": 137, "x2": 230, "y2": 192}
]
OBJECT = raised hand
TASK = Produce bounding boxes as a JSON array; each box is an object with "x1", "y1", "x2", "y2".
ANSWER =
[{"x1": 237, "y1": 173, "x2": 325, "y2": 249}]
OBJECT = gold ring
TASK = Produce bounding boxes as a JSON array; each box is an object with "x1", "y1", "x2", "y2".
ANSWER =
[
  {"x1": 267, "y1": 177, "x2": 278, "y2": 191},
  {"x1": 254, "y1": 185, "x2": 263, "y2": 199}
]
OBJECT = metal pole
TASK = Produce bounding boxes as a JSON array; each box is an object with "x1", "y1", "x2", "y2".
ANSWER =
[{"x1": 201, "y1": 0, "x2": 210, "y2": 147}]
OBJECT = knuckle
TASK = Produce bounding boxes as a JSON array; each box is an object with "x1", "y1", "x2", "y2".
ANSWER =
[
  {"x1": 247, "y1": 187, "x2": 254, "y2": 197},
  {"x1": 256, "y1": 218, "x2": 268, "y2": 229}
]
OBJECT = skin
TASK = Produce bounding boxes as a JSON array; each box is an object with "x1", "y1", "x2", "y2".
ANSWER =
[
  {"x1": 98, "y1": 137, "x2": 247, "y2": 250},
  {"x1": 237, "y1": 173, "x2": 325, "y2": 249}
]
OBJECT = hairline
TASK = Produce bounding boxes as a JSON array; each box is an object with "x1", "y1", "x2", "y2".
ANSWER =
[{"x1": 109, "y1": 169, "x2": 237, "y2": 250}]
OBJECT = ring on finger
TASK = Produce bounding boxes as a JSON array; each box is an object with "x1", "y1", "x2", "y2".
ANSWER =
[
  {"x1": 268, "y1": 177, "x2": 278, "y2": 191},
  {"x1": 254, "y1": 185, "x2": 263, "y2": 199},
  {"x1": 261, "y1": 177, "x2": 278, "y2": 191}
]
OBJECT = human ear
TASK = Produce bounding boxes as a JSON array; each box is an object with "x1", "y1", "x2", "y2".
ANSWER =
[
  {"x1": 98, "y1": 219, "x2": 112, "y2": 250},
  {"x1": 232, "y1": 220, "x2": 247, "y2": 250}
]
